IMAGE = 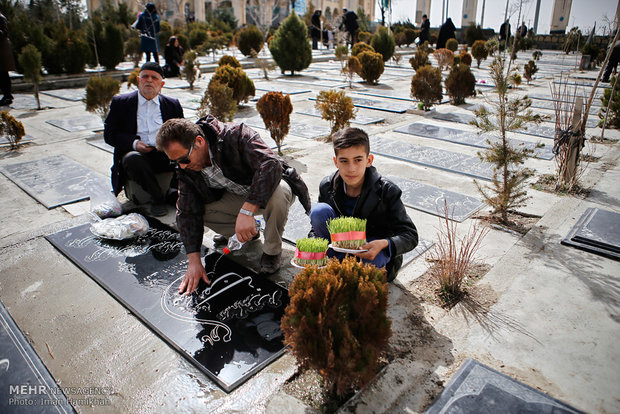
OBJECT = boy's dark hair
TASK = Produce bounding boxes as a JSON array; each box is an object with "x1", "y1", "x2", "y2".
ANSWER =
[
  {"x1": 332, "y1": 127, "x2": 370, "y2": 155},
  {"x1": 157, "y1": 118, "x2": 203, "y2": 151}
]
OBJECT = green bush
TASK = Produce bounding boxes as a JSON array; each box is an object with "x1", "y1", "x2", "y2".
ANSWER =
[
  {"x1": 63, "y1": 30, "x2": 91, "y2": 74},
  {"x1": 315, "y1": 89, "x2": 356, "y2": 136},
  {"x1": 523, "y1": 60, "x2": 538, "y2": 84},
  {"x1": 182, "y1": 50, "x2": 199, "y2": 89},
  {"x1": 460, "y1": 52, "x2": 472, "y2": 66},
  {"x1": 411, "y1": 65, "x2": 443, "y2": 110},
  {"x1": 236, "y1": 24, "x2": 264, "y2": 57},
  {"x1": 18, "y1": 44, "x2": 42, "y2": 110},
  {"x1": 256, "y1": 91, "x2": 293, "y2": 155},
  {"x1": 351, "y1": 42, "x2": 374, "y2": 57},
  {"x1": 464, "y1": 24, "x2": 485, "y2": 46},
  {"x1": 394, "y1": 31, "x2": 407, "y2": 47},
  {"x1": 371, "y1": 26, "x2": 395, "y2": 62},
  {"x1": 199, "y1": 80, "x2": 237, "y2": 122},
  {"x1": 176, "y1": 34, "x2": 189, "y2": 51},
  {"x1": 335, "y1": 44, "x2": 349, "y2": 68},
  {"x1": 445, "y1": 64, "x2": 475, "y2": 105},
  {"x1": 269, "y1": 12, "x2": 312, "y2": 75},
  {"x1": 357, "y1": 51, "x2": 384, "y2": 84},
  {"x1": 446, "y1": 38, "x2": 458, "y2": 52},
  {"x1": 190, "y1": 28, "x2": 209, "y2": 48},
  {"x1": 84, "y1": 75, "x2": 121, "y2": 120},
  {"x1": 125, "y1": 36, "x2": 142, "y2": 67},
  {"x1": 599, "y1": 76, "x2": 620, "y2": 128},
  {"x1": 343, "y1": 55, "x2": 362, "y2": 87},
  {"x1": 409, "y1": 49, "x2": 429, "y2": 70},
  {"x1": 100, "y1": 23, "x2": 124, "y2": 70},
  {"x1": 158, "y1": 21, "x2": 173, "y2": 48},
  {"x1": 211, "y1": 64, "x2": 255, "y2": 104},
  {"x1": 281, "y1": 256, "x2": 390, "y2": 398},
  {"x1": 404, "y1": 28, "x2": 417, "y2": 46},
  {"x1": 358, "y1": 30, "x2": 372, "y2": 44},
  {"x1": 471, "y1": 40, "x2": 488, "y2": 68},
  {"x1": 218, "y1": 55, "x2": 241, "y2": 68}
]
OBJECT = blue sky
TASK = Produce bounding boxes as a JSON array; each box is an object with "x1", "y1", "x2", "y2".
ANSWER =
[{"x1": 378, "y1": 0, "x2": 618, "y2": 35}]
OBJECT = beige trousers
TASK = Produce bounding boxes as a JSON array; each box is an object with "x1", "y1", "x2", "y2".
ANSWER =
[{"x1": 203, "y1": 181, "x2": 295, "y2": 255}]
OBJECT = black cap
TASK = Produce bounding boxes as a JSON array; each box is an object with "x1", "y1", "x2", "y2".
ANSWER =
[{"x1": 140, "y1": 62, "x2": 164, "y2": 78}]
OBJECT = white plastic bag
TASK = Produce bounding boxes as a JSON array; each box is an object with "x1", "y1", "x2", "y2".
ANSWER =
[
  {"x1": 90, "y1": 190, "x2": 122, "y2": 219},
  {"x1": 90, "y1": 213, "x2": 149, "y2": 240}
]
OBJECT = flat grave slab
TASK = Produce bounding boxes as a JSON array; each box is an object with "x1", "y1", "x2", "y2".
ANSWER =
[
  {"x1": 240, "y1": 116, "x2": 330, "y2": 139},
  {"x1": 561, "y1": 207, "x2": 620, "y2": 261},
  {"x1": 41, "y1": 88, "x2": 86, "y2": 102},
  {"x1": 280, "y1": 202, "x2": 432, "y2": 269},
  {"x1": 162, "y1": 78, "x2": 190, "y2": 89},
  {"x1": 309, "y1": 96, "x2": 413, "y2": 113},
  {"x1": 0, "y1": 300, "x2": 76, "y2": 413},
  {"x1": 394, "y1": 122, "x2": 553, "y2": 160},
  {"x1": 274, "y1": 77, "x2": 347, "y2": 89},
  {"x1": 45, "y1": 219, "x2": 289, "y2": 392},
  {"x1": 425, "y1": 359, "x2": 584, "y2": 414},
  {"x1": 0, "y1": 134, "x2": 33, "y2": 147},
  {"x1": 166, "y1": 93, "x2": 202, "y2": 110},
  {"x1": 296, "y1": 107, "x2": 384, "y2": 125},
  {"x1": 0, "y1": 155, "x2": 109, "y2": 209},
  {"x1": 529, "y1": 95, "x2": 602, "y2": 108},
  {"x1": 371, "y1": 136, "x2": 494, "y2": 181},
  {"x1": 552, "y1": 80, "x2": 610, "y2": 89},
  {"x1": 460, "y1": 104, "x2": 599, "y2": 129},
  {"x1": 254, "y1": 83, "x2": 311, "y2": 95},
  {"x1": 528, "y1": 98, "x2": 599, "y2": 114},
  {"x1": 87, "y1": 137, "x2": 114, "y2": 153},
  {"x1": 385, "y1": 175, "x2": 484, "y2": 222},
  {"x1": 46, "y1": 115, "x2": 103, "y2": 132},
  {"x1": 9, "y1": 93, "x2": 63, "y2": 110}
]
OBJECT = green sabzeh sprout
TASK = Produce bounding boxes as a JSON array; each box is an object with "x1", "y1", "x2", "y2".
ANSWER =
[
  {"x1": 295, "y1": 237, "x2": 329, "y2": 266},
  {"x1": 326, "y1": 217, "x2": 367, "y2": 249}
]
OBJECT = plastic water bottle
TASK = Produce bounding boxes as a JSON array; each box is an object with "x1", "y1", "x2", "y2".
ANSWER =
[{"x1": 222, "y1": 218, "x2": 262, "y2": 254}]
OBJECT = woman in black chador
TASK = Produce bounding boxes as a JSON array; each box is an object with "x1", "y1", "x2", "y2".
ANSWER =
[
  {"x1": 164, "y1": 36, "x2": 184, "y2": 77},
  {"x1": 436, "y1": 17, "x2": 456, "y2": 49}
]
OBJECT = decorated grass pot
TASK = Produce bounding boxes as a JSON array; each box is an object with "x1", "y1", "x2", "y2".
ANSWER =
[
  {"x1": 326, "y1": 216, "x2": 367, "y2": 250},
  {"x1": 294, "y1": 237, "x2": 329, "y2": 267}
]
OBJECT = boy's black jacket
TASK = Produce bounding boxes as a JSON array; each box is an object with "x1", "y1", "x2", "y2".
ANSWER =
[{"x1": 318, "y1": 166, "x2": 418, "y2": 257}]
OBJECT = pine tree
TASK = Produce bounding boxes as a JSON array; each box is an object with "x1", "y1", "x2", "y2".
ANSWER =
[{"x1": 268, "y1": 11, "x2": 312, "y2": 75}]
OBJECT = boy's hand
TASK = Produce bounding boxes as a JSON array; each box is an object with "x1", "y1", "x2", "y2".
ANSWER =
[{"x1": 355, "y1": 239, "x2": 389, "y2": 261}]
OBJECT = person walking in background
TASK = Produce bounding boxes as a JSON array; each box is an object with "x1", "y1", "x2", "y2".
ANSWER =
[
  {"x1": 164, "y1": 36, "x2": 184, "y2": 77},
  {"x1": 0, "y1": 11, "x2": 15, "y2": 106},
  {"x1": 499, "y1": 19, "x2": 511, "y2": 42},
  {"x1": 311, "y1": 9, "x2": 322, "y2": 50},
  {"x1": 436, "y1": 17, "x2": 455, "y2": 49},
  {"x1": 339, "y1": 8, "x2": 359, "y2": 47},
  {"x1": 135, "y1": 3, "x2": 160, "y2": 64},
  {"x1": 419, "y1": 14, "x2": 430, "y2": 44},
  {"x1": 519, "y1": 21, "x2": 527, "y2": 37}
]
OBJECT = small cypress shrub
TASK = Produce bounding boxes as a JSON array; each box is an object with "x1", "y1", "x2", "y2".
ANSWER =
[
  {"x1": 532, "y1": 50, "x2": 542, "y2": 61},
  {"x1": 410, "y1": 49, "x2": 430, "y2": 71},
  {"x1": 351, "y1": 42, "x2": 374, "y2": 57},
  {"x1": 464, "y1": 24, "x2": 486, "y2": 46},
  {"x1": 256, "y1": 91, "x2": 293, "y2": 155},
  {"x1": 358, "y1": 30, "x2": 372, "y2": 44},
  {"x1": 523, "y1": 60, "x2": 538, "y2": 84},
  {"x1": 18, "y1": 44, "x2": 42, "y2": 110},
  {"x1": 126, "y1": 67, "x2": 140, "y2": 89},
  {"x1": 281, "y1": 256, "x2": 391, "y2": 397},
  {"x1": 199, "y1": 80, "x2": 237, "y2": 122},
  {"x1": 419, "y1": 40, "x2": 434, "y2": 54},
  {"x1": 269, "y1": 11, "x2": 312, "y2": 75},
  {"x1": 460, "y1": 52, "x2": 472, "y2": 66},
  {"x1": 125, "y1": 36, "x2": 142, "y2": 68},
  {"x1": 335, "y1": 44, "x2": 349, "y2": 69},
  {"x1": 218, "y1": 55, "x2": 241, "y2": 68},
  {"x1": 411, "y1": 65, "x2": 443, "y2": 110},
  {"x1": 509, "y1": 72, "x2": 522, "y2": 88},
  {"x1": 446, "y1": 38, "x2": 459, "y2": 52},
  {"x1": 433, "y1": 48, "x2": 454, "y2": 71},
  {"x1": 394, "y1": 31, "x2": 407, "y2": 48},
  {"x1": 236, "y1": 24, "x2": 264, "y2": 57},
  {"x1": 210, "y1": 64, "x2": 255, "y2": 104},
  {"x1": 445, "y1": 63, "x2": 476, "y2": 105},
  {"x1": 371, "y1": 26, "x2": 395, "y2": 62},
  {"x1": 343, "y1": 55, "x2": 362, "y2": 88},
  {"x1": 0, "y1": 111, "x2": 26, "y2": 149},
  {"x1": 403, "y1": 28, "x2": 416, "y2": 46},
  {"x1": 315, "y1": 90, "x2": 356, "y2": 137},
  {"x1": 357, "y1": 50, "x2": 384, "y2": 84},
  {"x1": 471, "y1": 40, "x2": 488, "y2": 68},
  {"x1": 100, "y1": 23, "x2": 124, "y2": 70},
  {"x1": 190, "y1": 28, "x2": 209, "y2": 49},
  {"x1": 84, "y1": 75, "x2": 121, "y2": 120},
  {"x1": 182, "y1": 50, "x2": 200, "y2": 90}
]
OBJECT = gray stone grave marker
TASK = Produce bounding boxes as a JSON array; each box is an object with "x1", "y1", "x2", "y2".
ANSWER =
[
  {"x1": 87, "y1": 137, "x2": 114, "y2": 153},
  {"x1": 309, "y1": 96, "x2": 413, "y2": 113},
  {"x1": 561, "y1": 207, "x2": 620, "y2": 261},
  {"x1": 41, "y1": 88, "x2": 86, "y2": 101},
  {"x1": 9, "y1": 94, "x2": 62, "y2": 110},
  {"x1": 240, "y1": 116, "x2": 330, "y2": 139},
  {"x1": 46, "y1": 115, "x2": 104, "y2": 132},
  {"x1": 254, "y1": 83, "x2": 311, "y2": 95},
  {"x1": 296, "y1": 107, "x2": 384, "y2": 125}
]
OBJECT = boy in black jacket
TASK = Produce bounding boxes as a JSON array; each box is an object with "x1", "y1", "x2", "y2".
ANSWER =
[{"x1": 310, "y1": 127, "x2": 418, "y2": 281}]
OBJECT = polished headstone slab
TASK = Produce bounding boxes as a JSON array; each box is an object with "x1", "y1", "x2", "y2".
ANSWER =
[
  {"x1": 385, "y1": 175, "x2": 484, "y2": 222},
  {"x1": 254, "y1": 83, "x2": 311, "y2": 95},
  {"x1": 561, "y1": 207, "x2": 620, "y2": 261},
  {"x1": 0, "y1": 301, "x2": 76, "y2": 413},
  {"x1": 162, "y1": 78, "x2": 190, "y2": 89},
  {"x1": 240, "y1": 116, "x2": 331, "y2": 139},
  {"x1": 394, "y1": 122, "x2": 553, "y2": 160},
  {"x1": 166, "y1": 93, "x2": 202, "y2": 110},
  {"x1": 529, "y1": 95, "x2": 602, "y2": 108},
  {"x1": 296, "y1": 107, "x2": 384, "y2": 125},
  {"x1": 87, "y1": 138, "x2": 114, "y2": 154},
  {"x1": 45, "y1": 219, "x2": 288, "y2": 392},
  {"x1": 274, "y1": 78, "x2": 347, "y2": 89},
  {"x1": 0, "y1": 155, "x2": 109, "y2": 209},
  {"x1": 46, "y1": 115, "x2": 104, "y2": 132},
  {"x1": 371, "y1": 136, "x2": 494, "y2": 181},
  {"x1": 528, "y1": 98, "x2": 599, "y2": 115},
  {"x1": 9, "y1": 93, "x2": 64, "y2": 110},
  {"x1": 41, "y1": 88, "x2": 86, "y2": 101},
  {"x1": 552, "y1": 80, "x2": 610, "y2": 89},
  {"x1": 425, "y1": 359, "x2": 584, "y2": 414},
  {"x1": 310, "y1": 96, "x2": 413, "y2": 113}
]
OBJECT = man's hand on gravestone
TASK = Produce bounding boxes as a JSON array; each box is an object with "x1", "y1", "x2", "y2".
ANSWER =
[
  {"x1": 179, "y1": 252, "x2": 210, "y2": 295},
  {"x1": 136, "y1": 140, "x2": 155, "y2": 154}
]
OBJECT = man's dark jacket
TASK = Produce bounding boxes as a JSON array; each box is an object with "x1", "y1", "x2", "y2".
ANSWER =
[
  {"x1": 176, "y1": 115, "x2": 311, "y2": 254},
  {"x1": 103, "y1": 90, "x2": 184, "y2": 195},
  {"x1": 318, "y1": 166, "x2": 418, "y2": 275}
]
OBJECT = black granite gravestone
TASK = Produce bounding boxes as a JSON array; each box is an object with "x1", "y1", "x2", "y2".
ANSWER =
[
  {"x1": 394, "y1": 122, "x2": 553, "y2": 160},
  {"x1": 46, "y1": 115, "x2": 104, "y2": 133},
  {"x1": 0, "y1": 155, "x2": 109, "y2": 209},
  {"x1": 0, "y1": 301, "x2": 75, "y2": 413},
  {"x1": 371, "y1": 136, "x2": 494, "y2": 181},
  {"x1": 45, "y1": 219, "x2": 288, "y2": 392},
  {"x1": 561, "y1": 207, "x2": 620, "y2": 261},
  {"x1": 425, "y1": 359, "x2": 584, "y2": 414}
]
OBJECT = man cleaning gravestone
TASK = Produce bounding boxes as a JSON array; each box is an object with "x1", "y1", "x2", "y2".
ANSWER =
[{"x1": 155, "y1": 117, "x2": 311, "y2": 294}]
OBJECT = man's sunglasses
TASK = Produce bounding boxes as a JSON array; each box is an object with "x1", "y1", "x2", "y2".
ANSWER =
[{"x1": 170, "y1": 142, "x2": 194, "y2": 166}]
